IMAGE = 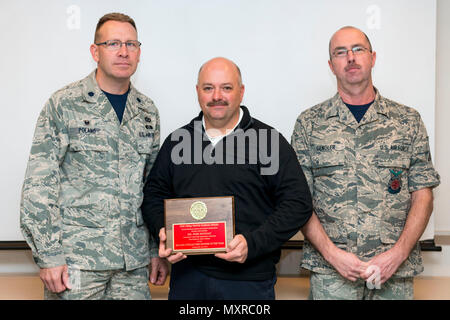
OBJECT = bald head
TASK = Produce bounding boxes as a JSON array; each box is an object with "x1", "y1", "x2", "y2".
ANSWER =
[
  {"x1": 196, "y1": 57, "x2": 245, "y2": 132},
  {"x1": 197, "y1": 57, "x2": 242, "y2": 86},
  {"x1": 329, "y1": 26, "x2": 372, "y2": 59}
]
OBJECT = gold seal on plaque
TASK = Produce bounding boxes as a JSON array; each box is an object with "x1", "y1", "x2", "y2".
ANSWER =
[{"x1": 190, "y1": 201, "x2": 207, "y2": 220}]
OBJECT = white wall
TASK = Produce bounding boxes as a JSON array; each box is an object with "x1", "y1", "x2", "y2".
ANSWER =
[{"x1": 434, "y1": 0, "x2": 450, "y2": 235}]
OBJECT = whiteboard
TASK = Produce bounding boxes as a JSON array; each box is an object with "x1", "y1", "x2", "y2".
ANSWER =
[{"x1": 0, "y1": 0, "x2": 436, "y2": 241}]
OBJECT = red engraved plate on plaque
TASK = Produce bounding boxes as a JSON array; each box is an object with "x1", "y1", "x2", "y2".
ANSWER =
[
  {"x1": 173, "y1": 222, "x2": 227, "y2": 251},
  {"x1": 164, "y1": 196, "x2": 234, "y2": 254}
]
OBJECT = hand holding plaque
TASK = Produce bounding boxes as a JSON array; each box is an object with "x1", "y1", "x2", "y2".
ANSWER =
[{"x1": 164, "y1": 196, "x2": 235, "y2": 255}]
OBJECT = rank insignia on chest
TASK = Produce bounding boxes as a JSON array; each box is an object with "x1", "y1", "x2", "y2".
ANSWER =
[{"x1": 388, "y1": 169, "x2": 403, "y2": 194}]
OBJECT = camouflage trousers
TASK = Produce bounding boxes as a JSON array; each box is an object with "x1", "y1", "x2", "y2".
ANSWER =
[
  {"x1": 309, "y1": 271, "x2": 414, "y2": 300},
  {"x1": 44, "y1": 266, "x2": 151, "y2": 300}
]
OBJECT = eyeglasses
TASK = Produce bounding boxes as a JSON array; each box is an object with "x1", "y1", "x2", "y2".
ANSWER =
[
  {"x1": 332, "y1": 45, "x2": 371, "y2": 58},
  {"x1": 95, "y1": 40, "x2": 141, "y2": 51}
]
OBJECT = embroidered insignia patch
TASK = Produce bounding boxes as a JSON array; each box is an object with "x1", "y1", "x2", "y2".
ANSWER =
[{"x1": 388, "y1": 169, "x2": 403, "y2": 194}]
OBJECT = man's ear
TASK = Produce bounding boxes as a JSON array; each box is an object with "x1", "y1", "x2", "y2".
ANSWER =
[
  {"x1": 328, "y1": 60, "x2": 336, "y2": 75},
  {"x1": 371, "y1": 51, "x2": 377, "y2": 68},
  {"x1": 90, "y1": 44, "x2": 99, "y2": 63},
  {"x1": 240, "y1": 84, "x2": 245, "y2": 102}
]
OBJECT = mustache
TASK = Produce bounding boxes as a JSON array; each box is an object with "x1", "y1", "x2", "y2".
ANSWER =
[
  {"x1": 207, "y1": 100, "x2": 228, "y2": 107},
  {"x1": 345, "y1": 63, "x2": 361, "y2": 71}
]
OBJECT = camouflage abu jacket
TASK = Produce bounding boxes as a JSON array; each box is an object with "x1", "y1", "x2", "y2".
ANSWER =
[
  {"x1": 292, "y1": 89, "x2": 440, "y2": 277},
  {"x1": 20, "y1": 71, "x2": 160, "y2": 271}
]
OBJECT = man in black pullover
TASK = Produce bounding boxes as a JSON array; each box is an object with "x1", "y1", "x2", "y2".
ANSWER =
[{"x1": 141, "y1": 57, "x2": 312, "y2": 299}]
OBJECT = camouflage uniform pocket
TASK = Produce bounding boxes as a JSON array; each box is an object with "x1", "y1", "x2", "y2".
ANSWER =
[
  {"x1": 311, "y1": 155, "x2": 348, "y2": 244},
  {"x1": 67, "y1": 119, "x2": 110, "y2": 176},
  {"x1": 311, "y1": 157, "x2": 346, "y2": 197},
  {"x1": 376, "y1": 158, "x2": 411, "y2": 211},
  {"x1": 376, "y1": 158, "x2": 410, "y2": 244},
  {"x1": 66, "y1": 120, "x2": 110, "y2": 183}
]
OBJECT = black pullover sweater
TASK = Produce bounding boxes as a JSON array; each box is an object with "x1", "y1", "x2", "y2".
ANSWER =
[{"x1": 141, "y1": 106, "x2": 312, "y2": 280}]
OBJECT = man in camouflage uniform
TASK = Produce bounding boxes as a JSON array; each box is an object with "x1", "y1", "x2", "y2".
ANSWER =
[
  {"x1": 20, "y1": 13, "x2": 168, "y2": 300},
  {"x1": 293, "y1": 26, "x2": 440, "y2": 299}
]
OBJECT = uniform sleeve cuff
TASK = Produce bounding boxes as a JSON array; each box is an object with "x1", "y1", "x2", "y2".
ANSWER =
[
  {"x1": 408, "y1": 181, "x2": 440, "y2": 193},
  {"x1": 34, "y1": 252, "x2": 66, "y2": 269},
  {"x1": 149, "y1": 247, "x2": 159, "y2": 259}
]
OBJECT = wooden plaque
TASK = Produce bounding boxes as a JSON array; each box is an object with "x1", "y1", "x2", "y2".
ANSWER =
[{"x1": 164, "y1": 196, "x2": 235, "y2": 255}]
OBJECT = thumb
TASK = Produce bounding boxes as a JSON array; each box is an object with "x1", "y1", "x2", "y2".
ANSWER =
[
  {"x1": 361, "y1": 264, "x2": 378, "y2": 279},
  {"x1": 227, "y1": 234, "x2": 243, "y2": 251},
  {"x1": 359, "y1": 261, "x2": 370, "y2": 275},
  {"x1": 159, "y1": 228, "x2": 166, "y2": 241},
  {"x1": 62, "y1": 266, "x2": 71, "y2": 290},
  {"x1": 159, "y1": 228, "x2": 168, "y2": 253}
]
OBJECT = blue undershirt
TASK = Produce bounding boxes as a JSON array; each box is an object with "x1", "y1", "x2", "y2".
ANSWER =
[
  {"x1": 344, "y1": 100, "x2": 374, "y2": 123},
  {"x1": 102, "y1": 89, "x2": 130, "y2": 123}
]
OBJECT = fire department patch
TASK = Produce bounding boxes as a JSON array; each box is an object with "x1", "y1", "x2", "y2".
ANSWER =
[{"x1": 388, "y1": 169, "x2": 403, "y2": 194}]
